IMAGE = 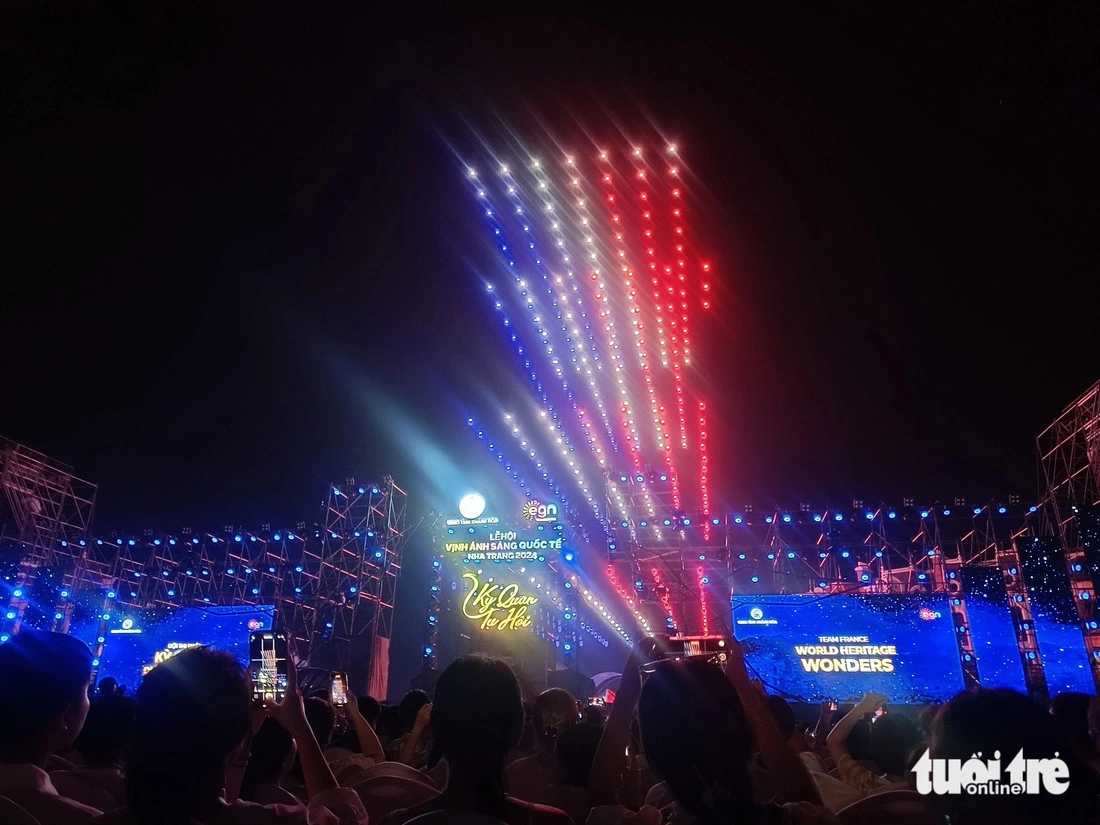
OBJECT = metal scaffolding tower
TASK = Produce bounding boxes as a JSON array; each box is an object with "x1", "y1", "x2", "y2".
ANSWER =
[
  {"x1": 1038, "y1": 379, "x2": 1100, "y2": 689},
  {"x1": 1, "y1": 438, "x2": 97, "y2": 634},
  {"x1": 313, "y1": 477, "x2": 407, "y2": 697},
  {"x1": 1, "y1": 437, "x2": 97, "y2": 557}
]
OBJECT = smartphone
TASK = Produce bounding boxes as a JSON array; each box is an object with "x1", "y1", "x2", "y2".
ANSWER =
[
  {"x1": 331, "y1": 672, "x2": 349, "y2": 708},
  {"x1": 249, "y1": 630, "x2": 288, "y2": 706},
  {"x1": 641, "y1": 635, "x2": 730, "y2": 676}
]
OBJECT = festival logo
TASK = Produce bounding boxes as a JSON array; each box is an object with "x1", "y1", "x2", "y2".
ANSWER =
[
  {"x1": 736, "y1": 606, "x2": 778, "y2": 626},
  {"x1": 459, "y1": 493, "x2": 487, "y2": 520},
  {"x1": 110, "y1": 617, "x2": 142, "y2": 635},
  {"x1": 912, "y1": 749, "x2": 1069, "y2": 796},
  {"x1": 461, "y1": 571, "x2": 539, "y2": 631},
  {"x1": 447, "y1": 492, "x2": 499, "y2": 526},
  {"x1": 521, "y1": 500, "x2": 559, "y2": 523}
]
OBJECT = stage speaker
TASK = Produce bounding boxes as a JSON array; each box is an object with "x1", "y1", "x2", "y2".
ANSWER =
[{"x1": 546, "y1": 668, "x2": 595, "y2": 700}]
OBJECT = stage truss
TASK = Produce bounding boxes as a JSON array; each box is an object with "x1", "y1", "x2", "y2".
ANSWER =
[
  {"x1": 603, "y1": 474, "x2": 1065, "y2": 699},
  {"x1": 1039, "y1": 379, "x2": 1100, "y2": 689},
  {"x1": 0, "y1": 476, "x2": 408, "y2": 695},
  {"x1": 1, "y1": 437, "x2": 97, "y2": 637}
]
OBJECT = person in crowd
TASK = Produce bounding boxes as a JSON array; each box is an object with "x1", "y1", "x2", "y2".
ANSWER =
[
  {"x1": 641, "y1": 657, "x2": 832, "y2": 823},
  {"x1": 96, "y1": 677, "x2": 119, "y2": 699},
  {"x1": 0, "y1": 630, "x2": 101, "y2": 823},
  {"x1": 766, "y1": 697, "x2": 861, "y2": 812},
  {"x1": 281, "y1": 693, "x2": 384, "y2": 788},
  {"x1": 327, "y1": 694, "x2": 387, "y2": 782},
  {"x1": 601, "y1": 640, "x2": 830, "y2": 825},
  {"x1": 50, "y1": 693, "x2": 135, "y2": 811},
  {"x1": 97, "y1": 644, "x2": 366, "y2": 825},
  {"x1": 389, "y1": 689, "x2": 433, "y2": 769},
  {"x1": 927, "y1": 688, "x2": 1099, "y2": 825},
  {"x1": 283, "y1": 698, "x2": 337, "y2": 798},
  {"x1": 1088, "y1": 694, "x2": 1100, "y2": 760},
  {"x1": 766, "y1": 696, "x2": 800, "y2": 748},
  {"x1": 239, "y1": 718, "x2": 300, "y2": 806},
  {"x1": 506, "y1": 688, "x2": 580, "y2": 802},
  {"x1": 533, "y1": 722, "x2": 603, "y2": 825},
  {"x1": 1051, "y1": 691, "x2": 1099, "y2": 765},
  {"x1": 328, "y1": 696, "x2": 381, "y2": 753},
  {"x1": 379, "y1": 656, "x2": 573, "y2": 825},
  {"x1": 376, "y1": 704, "x2": 403, "y2": 747},
  {"x1": 915, "y1": 702, "x2": 939, "y2": 742},
  {"x1": 827, "y1": 693, "x2": 919, "y2": 794},
  {"x1": 306, "y1": 697, "x2": 337, "y2": 751},
  {"x1": 356, "y1": 695, "x2": 382, "y2": 729}
]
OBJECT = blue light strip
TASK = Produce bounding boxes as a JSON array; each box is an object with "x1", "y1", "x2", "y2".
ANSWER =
[{"x1": 466, "y1": 417, "x2": 574, "y2": 516}]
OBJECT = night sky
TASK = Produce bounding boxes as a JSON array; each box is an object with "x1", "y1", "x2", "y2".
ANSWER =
[{"x1": 4, "y1": 4, "x2": 1099, "y2": 532}]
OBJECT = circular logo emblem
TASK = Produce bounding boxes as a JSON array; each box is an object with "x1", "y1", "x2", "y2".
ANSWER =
[
  {"x1": 750, "y1": 607, "x2": 764, "y2": 621},
  {"x1": 121, "y1": 618, "x2": 134, "y2": 630},
  {"x1": 459, "y1": 493, "x2": 486, "y2": 520}
]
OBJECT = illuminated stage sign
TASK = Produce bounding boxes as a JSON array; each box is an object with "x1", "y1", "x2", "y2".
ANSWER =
[
  {"x1": 141, "y1": 641, "x2": 201, "y2": 675},
  {"x1": 444, "y1": 530, "x2": 564, "y2": 562},
  {"x1": 521, "y1": 500, "x2": 559, "y2": 523},
  {"x1": 461, "y1": 571, "x2": 539, "y2": 631},
  {"x1": 447, "y1": 492, "x2": 499, "y2": 527},
  {"x1": 732, "y1": 594, "x2": 964, "y2": 702},
  {"x1": 793, "y1": 636, "x2": 898, "y2": 673},
  {"x1": 445, "y1": 494, "x2": 562, "y2": 528},
  {"x1": 109, "y1": 617, "x2": 143, "y2": 635}
]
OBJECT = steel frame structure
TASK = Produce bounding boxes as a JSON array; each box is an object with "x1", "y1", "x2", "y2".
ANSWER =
[
  {"x1": 604, "y1": 475, "x2": 1041, "y2": 627},
  {"x1": 1038, "y1": 379, "x2": 1100, "y2": 689},
  {"x1": 312, "y1": 477, "x2": 407, "y2": 697},
  {"x1": 1, "y1": 438, "x2": 97, "y2": 635},
  {"x1": 0, "y1": 476, "x2": 407, "y2": 695},
  {"x1": 601, "y1": 477, "x2": 1058, "y2": 693},
  {"x1": 0, "y1": 438, "x2": 97, "y2": 559}
]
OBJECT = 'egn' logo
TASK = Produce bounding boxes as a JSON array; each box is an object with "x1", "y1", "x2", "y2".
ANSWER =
[{"x1": 522, "y1": 501, "x2": 559, "y2": 522}]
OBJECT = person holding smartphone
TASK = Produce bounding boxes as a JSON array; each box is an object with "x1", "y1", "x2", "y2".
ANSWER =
[
  {"x1": 588, "y1": 637, "x2": 830, "y2": 825},
  {"x1": 826, "y1": 692, "x2": 920, "y2": 796},
  {"x1": 107, "y1": 644, "x2": 368, "y2": 825},
  {"x1": 325, "y1": 683, "x2": 386, "y2": 782}
]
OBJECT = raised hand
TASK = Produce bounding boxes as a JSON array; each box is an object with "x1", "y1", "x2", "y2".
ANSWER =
[
  {"x1": 857, "y1": 692, "x2": 888, "y2": 713},
  {"x1": 263, "y1": 655, "x2": 307, "y2": 733},
  {"x1": 414, "y1": 702, "x2": 432, "y2": 728}
]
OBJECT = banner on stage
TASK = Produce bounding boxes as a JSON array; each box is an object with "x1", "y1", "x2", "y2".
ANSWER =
[
  {"x1": 444, "y1": 530, "x2": 564, "y2": 563},
  {"x1": 461, "y1": 572, "x2": 539, "y2": 631}
]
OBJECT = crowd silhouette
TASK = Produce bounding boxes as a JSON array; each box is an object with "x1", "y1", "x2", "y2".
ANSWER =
[{"x1": 1, "y1": 628, "x2": 1098, "y2": 825}]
